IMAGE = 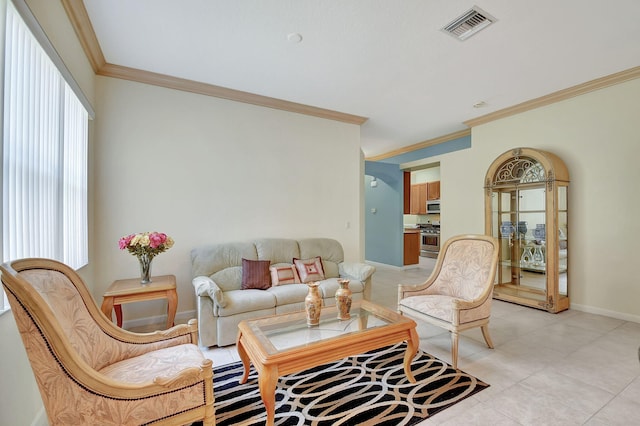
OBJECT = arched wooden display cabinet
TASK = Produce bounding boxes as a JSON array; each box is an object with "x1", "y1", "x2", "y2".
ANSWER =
[{"x1": 484, "y1": 148, "x2": 569, "y2": 313}]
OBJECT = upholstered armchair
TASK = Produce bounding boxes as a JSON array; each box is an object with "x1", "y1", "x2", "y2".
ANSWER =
[
  {"x1": 1, "y1": 258, "x2": 215, "y2": 425},
  {"x1": 398, "y1": 234, "x2": 499, "y2": 369}
]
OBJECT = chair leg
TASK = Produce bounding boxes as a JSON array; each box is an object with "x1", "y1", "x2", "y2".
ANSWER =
[
  {"x1": 481, "y1": 324, "x2": 494, "y2": 349},
  {"x1": 450, "y1": 331, "x2": 459, "y2": 369}
]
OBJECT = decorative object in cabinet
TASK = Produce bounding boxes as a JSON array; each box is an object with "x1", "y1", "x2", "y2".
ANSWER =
[{"x1": 484, "y1": 148, "x2": 569, "y2": 313}]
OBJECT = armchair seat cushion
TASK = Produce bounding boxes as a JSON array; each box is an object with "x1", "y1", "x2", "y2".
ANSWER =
[
  {"x1": 400, "y1": 294, "x2": 455, "y2": 322},
  {"x1": 99, "y1": 344, "x2": 205, "y2": 384}
]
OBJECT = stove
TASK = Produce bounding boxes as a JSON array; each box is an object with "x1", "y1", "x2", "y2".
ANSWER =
[{"x1": 418, "y1": 223, "x2": 440, "y2": 258}]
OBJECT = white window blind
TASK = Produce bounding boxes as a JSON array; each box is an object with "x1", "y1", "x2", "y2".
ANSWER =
[{"x1": 2, "y1": 0, "x2": 89, "y2": 283}]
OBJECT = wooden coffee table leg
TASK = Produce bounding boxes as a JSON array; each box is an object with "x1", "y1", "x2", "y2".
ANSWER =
[
  {"x1": 404, "y1": 327, "x2": 419, "y2": 383},
  {"x1": 236, "y1": 334, "x2": 251, "y2": 384},
  {"x1": 258, "y1": 365, "x2": 278, "y2": 426}
]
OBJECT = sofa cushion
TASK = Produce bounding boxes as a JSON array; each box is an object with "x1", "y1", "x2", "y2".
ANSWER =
[
  {"x1": 210, "y1": 266, "x2": 243, "y2": 292},
  {"x1": 217, "y1": 289, "x2": 276, "y2": 316},
  {"x1": 270, "y1": 264, "x2": 300, "y2": 285},
  {"x1": 299, "y1": 238, "x2": 343, "y2": 279},
  {"x1": 255, "y1": 238, "x2": 300, "y2": 264},
  {"x1": 241, "y1": 258, "x2": 272, "y2": 290},
  {"x1": 267, "y1": 283, "x2": 309, "y2": 305},
  {"x1": 294, "y1": 256, "x2": 325, "y2": 283},
  {"x1": 191, "y1": 242, "x2": 258, "y2": 277}
]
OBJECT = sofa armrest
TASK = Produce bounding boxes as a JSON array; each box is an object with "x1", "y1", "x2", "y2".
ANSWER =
[
  {"x1": 339, "y1": 262, "x2": 376, "y2": 282},
  {"x1": 192, "y1": 276, "x2": 226, "y2": 308}
]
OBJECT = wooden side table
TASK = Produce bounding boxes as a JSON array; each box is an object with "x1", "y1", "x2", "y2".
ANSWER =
[{"x1": 101, "y1": 275, "x2": 177, "y2": 329}]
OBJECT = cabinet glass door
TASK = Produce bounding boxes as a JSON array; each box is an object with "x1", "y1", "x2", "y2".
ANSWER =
[
  {"x1": 492, "y1": 186, "x2": 547, "y2": 304},
  {"x1": 558, "y1": 186, "x2": 568, "y2": 297}
]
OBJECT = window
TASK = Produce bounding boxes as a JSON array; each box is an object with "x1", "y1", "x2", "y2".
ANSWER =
[{"x1": 1, "y1": 1, "x2": 90, "y2": 312}]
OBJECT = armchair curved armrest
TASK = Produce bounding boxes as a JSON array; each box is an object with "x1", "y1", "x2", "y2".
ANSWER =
[
  {"x1": 112, "y1": 319, "x2": 200, "y2": 346},
  {"x1": 397, "y1": 272, "x2": 439, "y2": 300},
  {"x1": 192, "y1": 275, "x2": 226, "y2": 308},
  {"x1": 339, "y1": 262, "x2": 376, "y2": 282},
  {"x1": 451, "y1": 277, "x2": 494, "y2": 310}
]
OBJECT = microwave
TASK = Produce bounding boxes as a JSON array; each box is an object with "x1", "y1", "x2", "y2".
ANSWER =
[{"x1": 426, "y1": 200, "x2": 440, "y2": 214}]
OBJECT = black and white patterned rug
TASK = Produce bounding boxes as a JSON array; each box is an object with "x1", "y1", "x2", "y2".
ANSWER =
[{"x1": 211, "y1": 343, "x2": 488, "y2": 425}]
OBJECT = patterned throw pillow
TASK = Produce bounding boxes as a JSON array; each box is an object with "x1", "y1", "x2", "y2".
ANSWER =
[
  {"x1": 270, "y1": 265, "x2": 301, "y2": 286},
  {"x1": 241, "y1": 258, "x2": 272, "y2": 290},
  {"x1": 293, "y1": 256, "x2": 325, "y2": 283}
]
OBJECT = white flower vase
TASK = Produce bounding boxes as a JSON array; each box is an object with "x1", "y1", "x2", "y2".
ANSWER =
[{"x1": 138, "y1": 253, "x2": 153, "y2": 284}]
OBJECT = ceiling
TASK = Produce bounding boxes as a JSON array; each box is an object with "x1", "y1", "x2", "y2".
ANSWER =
[{"x1": 79, "y1": 0, "x2": 640, "y2": 158}]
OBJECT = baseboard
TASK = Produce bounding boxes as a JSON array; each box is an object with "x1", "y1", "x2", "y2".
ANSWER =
[
  {"x1": 122, "y1": 309, "x2": 197, "y2": 329},
  {"x1": 570, "y1": 303, "x2": 640, "y2": 324}
]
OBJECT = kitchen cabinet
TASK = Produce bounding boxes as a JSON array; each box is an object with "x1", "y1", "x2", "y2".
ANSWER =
[
  {"x1": 484, "y1": 147, "x2": 569, "y2": 313},
  {"x1": 403, "y1": 231, "x2": 420, "y2": 265},
  {"x1": 427, "y1": 181, "x2": 440, "y2": 200},
  {"x1": 403, "y1": 172, "x2": 411, "y2": 214},
  {"x1": 409, "y1": 183, "x2": 427, "y2": 214}
]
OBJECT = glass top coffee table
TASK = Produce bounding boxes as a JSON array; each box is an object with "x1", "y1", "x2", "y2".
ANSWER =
[{"x1": 236, "y1": 300, "x2": 419, "y2": 426}]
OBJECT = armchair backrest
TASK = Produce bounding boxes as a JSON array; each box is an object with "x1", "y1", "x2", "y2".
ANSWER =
[
  {"x1": 1, "y1": 258, "x2": 190, "y2": 374},
  {"x1": 428, "y1": 235, "x2": 499, "y2": 300},
  {"x1": 13, "y1": 266, "x2": 119, "y2": 371}
]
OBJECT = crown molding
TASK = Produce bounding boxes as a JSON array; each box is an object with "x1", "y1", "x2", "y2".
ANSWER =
[
  {"x1": 366, "y1": 129, "x2": 471, "y2": 161},
  {"x1": 464, "y1": 66, "x2": 640, "y2": 128},
  {"x1": 60, "y1": 0, "x2": 105, "y2": 71},
  {"x1": 61, "y1": 1, "x2": 368, "y2": 125},
  {"x1": 98, "y1": 63, "x2": 368, "y2": 124}
]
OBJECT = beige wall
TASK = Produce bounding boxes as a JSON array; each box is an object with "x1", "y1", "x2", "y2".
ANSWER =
[
  {"x1": 406, "y1": 77, "x2": 640, "y2": 321},
  {"x1": 92, "y1": 76, "x2": 363, "y2": 323}
]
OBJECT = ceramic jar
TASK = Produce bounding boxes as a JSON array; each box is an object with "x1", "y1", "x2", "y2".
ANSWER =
[
  {"x1": 335, "y1": 279, "x2": 352, "y2": 320},
  {"x1": 305, "y1": 282, "x2": 322, "y2": 326}
]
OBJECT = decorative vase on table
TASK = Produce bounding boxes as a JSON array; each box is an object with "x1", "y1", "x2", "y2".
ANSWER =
[
  {"x1": 138, "y1": 253, "x2": 153, "y2": 284},
  {"x1": 305, "y1": 282, "x2": 322, "y2": 326},
  {"x1": 119, "y1": 231, "x2": 174, "y2": 285},
  {"x1": 335, "y1": 279, "x2": 352, "y2": 320}
]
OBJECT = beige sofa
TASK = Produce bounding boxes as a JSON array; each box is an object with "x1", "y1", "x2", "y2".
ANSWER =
[{"x1": 191, "y1": 238, "x2": 376, "y2": 347}]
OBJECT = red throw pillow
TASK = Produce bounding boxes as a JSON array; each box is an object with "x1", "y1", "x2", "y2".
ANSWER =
[
  {"x1": 241, "y1": 258, "x2": 272, "y2": 290},
  {"x1": 293, "y1": 256, "x2": 325, "y2": 283}
]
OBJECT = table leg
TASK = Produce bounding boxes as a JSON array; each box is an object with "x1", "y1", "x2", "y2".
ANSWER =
[
  {"x1": 114, "y1": 305, "x2": 123, "y2": 327},
  {"x1": 259, "y1": 365, "x2": 278, "y2": 426},
  {"x1": 101, "y1": 297, "x2": 115, "y2": 323},
  {"x1": 236, "y1": 334, "x2": 251, "y2": 384},
  {"x1": 404, "y1": 327, "x2": 419, "y2": 383},
  {"x1": 166, "y1": 289, "x2": 177, "y2": 329}
]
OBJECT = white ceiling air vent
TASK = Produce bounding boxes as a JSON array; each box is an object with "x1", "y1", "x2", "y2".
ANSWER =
[{"x1": 442, "y1": 6, "x2": 496, "y2": 41}]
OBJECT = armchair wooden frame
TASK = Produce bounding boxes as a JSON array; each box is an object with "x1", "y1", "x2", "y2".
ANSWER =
[
  {"x1": 398, "y1": 234, "x2": 499, "y2": 369},
  {"x1": 1, "y1": 258, "x2": 215, "y2": 425}
]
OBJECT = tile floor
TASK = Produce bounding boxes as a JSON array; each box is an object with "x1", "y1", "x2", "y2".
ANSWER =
[{"x1": 196, "y1": 258, "x2": 640, "y2": 425}]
